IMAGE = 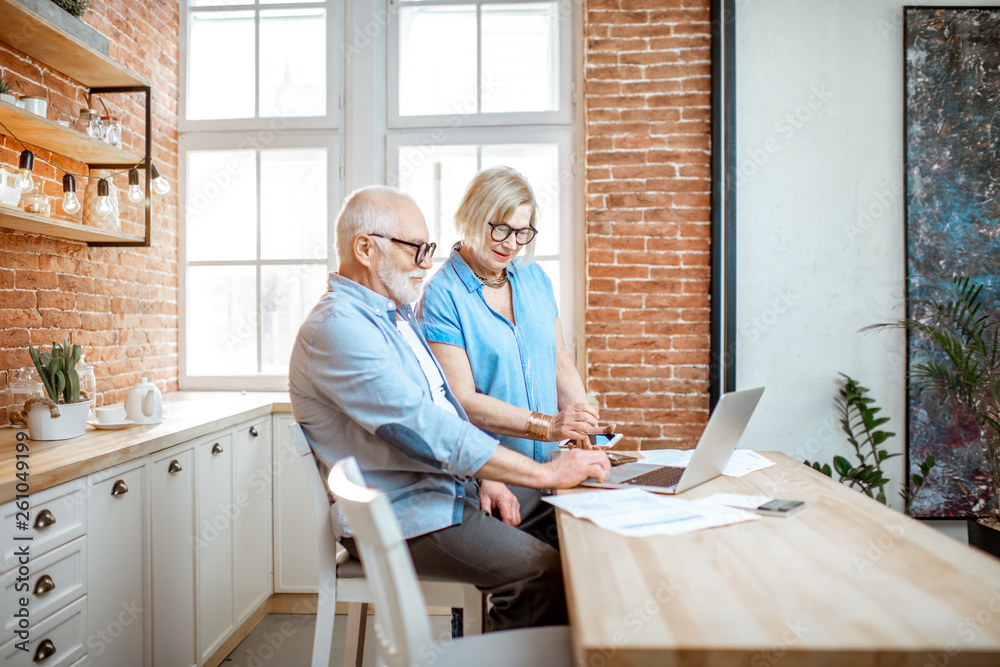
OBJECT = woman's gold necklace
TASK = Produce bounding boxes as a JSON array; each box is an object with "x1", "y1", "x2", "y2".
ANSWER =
[{"x1": 474, "y1": 268, "x2": 508, "y2": 289}]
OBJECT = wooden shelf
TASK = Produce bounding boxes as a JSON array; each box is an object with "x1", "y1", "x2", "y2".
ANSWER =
[
  {"x1": 0, "y1": 204, "x2": 144, "y2": 244},
  {"x1": 0, "y1": 0, "x2": 147, "y2": 88},
  {"x1": 0, "y1": 99, "x2": 141, "y2": 164}
]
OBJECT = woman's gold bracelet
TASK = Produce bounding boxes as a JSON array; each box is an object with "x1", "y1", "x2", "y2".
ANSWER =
[{"x1": 525, "y1": 411, "x2": 551, "y2": 441}]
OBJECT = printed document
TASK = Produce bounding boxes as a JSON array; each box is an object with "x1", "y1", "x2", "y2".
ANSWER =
[{"x1": 544, "y1": 488, "x2": 759, "y2": 537}]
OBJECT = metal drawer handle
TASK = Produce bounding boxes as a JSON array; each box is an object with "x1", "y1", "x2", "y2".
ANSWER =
[
  {"x1": 34, "y1": 509, "x2": 56, "y2": 529},
  {"x1": 34, "y1": 574, "x2": 56, "y2": 596},
  {"x1": 34, "y1": 638, "x2": 56, "y2": 662},
  {"x1": 111, "y1": 480, "x2": 129, "y2": 496},
  {"x1": 212, "y1": 443, "x2": 223, "y2": 455},
  {"x1": 168, "y1": 460, "x2": 182, "y2": 474},
  {"x1": 249, "y1": 426, "x2": 258, "y2": 437}
]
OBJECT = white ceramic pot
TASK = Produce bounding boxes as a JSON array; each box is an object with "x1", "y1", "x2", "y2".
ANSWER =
[
  {"x1": 27, "y1": 400, "x2": 93, "y2": 441},
  {"x1": 0, "y1": 93, "x2": 17, "y2": 106}
]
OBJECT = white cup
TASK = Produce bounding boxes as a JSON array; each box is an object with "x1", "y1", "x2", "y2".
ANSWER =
[
  {"x1": 22, "y1": 97, "x2": 47, "y2": 117},
  {"x1": 95, "y1": 407, "x2": 127, "y2": 424},
  {"x1": 56, "y1": 120, "x2": 70, "y2": 128}
]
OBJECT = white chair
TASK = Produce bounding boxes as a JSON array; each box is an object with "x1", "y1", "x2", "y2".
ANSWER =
[
  {"x1": 289, "y1": 424, "x2": 484, "y2": 667},
  {"x1": 327, "y1": 456, "x2": 573, "y2": 667}
]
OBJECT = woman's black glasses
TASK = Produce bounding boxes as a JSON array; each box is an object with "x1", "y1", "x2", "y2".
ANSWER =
[
  {"x1": 369, "y1": 234, "x2": 436, "y2": 265},
  {"x1": 488, "y1": 222, "x2": 538, "y2": 245}
]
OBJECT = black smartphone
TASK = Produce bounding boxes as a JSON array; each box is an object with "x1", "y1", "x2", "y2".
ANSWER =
[{"x1": 755, "y1": 499, "x2": 805, "y2": 517}]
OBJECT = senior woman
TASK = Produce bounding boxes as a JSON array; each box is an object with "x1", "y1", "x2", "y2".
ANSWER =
[{"x1": 416, "y1": 165, "x2": 609, "y2": 526}]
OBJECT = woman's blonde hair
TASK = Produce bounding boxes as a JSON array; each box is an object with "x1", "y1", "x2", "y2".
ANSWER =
[{"x1": 454, "y1": 166, "x2": 537, "y2": 261}]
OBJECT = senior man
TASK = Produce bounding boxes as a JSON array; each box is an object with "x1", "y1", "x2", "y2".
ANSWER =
[{"x1": 289, "y1": 185, "x2": 610, "y2": 630}]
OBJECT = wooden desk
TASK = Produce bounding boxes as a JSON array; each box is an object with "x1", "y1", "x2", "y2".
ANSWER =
[{"x1": 556, "y1": 451, "x2": 1000, "y2": 666}]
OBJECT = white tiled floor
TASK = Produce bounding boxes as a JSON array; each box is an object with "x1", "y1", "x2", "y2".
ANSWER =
[{"x1": 221, "y1": 613, "x2": 452, "y2": 667}]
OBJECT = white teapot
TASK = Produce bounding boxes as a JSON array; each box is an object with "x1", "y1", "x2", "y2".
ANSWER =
[{"x1": 125, "y1": 377, "x2": 163, "y2": 424}]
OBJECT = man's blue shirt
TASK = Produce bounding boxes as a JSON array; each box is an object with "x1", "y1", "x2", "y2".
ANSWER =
[
  {"x1": 416, "y1": 247, "x2": 560, "y2": 463},
  {"x1": 289, "y1": 273, "x2": 499, "y2": 539}
]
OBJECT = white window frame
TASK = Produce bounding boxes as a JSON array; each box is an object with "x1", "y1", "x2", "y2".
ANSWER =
[
  {"x1": 386, "y1": 0, "x2": 575, "y2": 129},
  {"x1": 179, "y1": 0, "x2": 342, "y2": 134},
  {"x1": 178, "y1": 131, "x2": 341, "y2": 391}
]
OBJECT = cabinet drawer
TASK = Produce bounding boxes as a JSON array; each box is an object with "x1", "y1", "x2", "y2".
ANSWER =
[
  {"x1": 1, "y1": 479, "x2": 86, "y2": 571},
  {"x1": 1, "y1": 537, "x2": 86, "y2": 640},
  {"x1": 0, "y1": 595, "x2": 87, "y2": 667}
]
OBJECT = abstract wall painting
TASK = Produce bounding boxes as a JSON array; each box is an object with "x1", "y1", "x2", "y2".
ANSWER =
[{"x1": 904, "y1": 7, "x2": 1000, "y2": 518}]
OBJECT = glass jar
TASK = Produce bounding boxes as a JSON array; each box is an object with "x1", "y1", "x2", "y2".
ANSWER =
[
  {"x1": 77, "y1": 353, "x2": 97, "y2": 420},
  {"x1": 101, "y1": 116, "x2": 122, "y2": 148},
  {"x1": 78, "y1": 108, "x2": 103, "y2": 140},
  {"x1": 21, "y1": 192, "x2": 51, "y2": 216},
  {"x1": 9, "y1": 367, "x2": 44, "y2": 429}
]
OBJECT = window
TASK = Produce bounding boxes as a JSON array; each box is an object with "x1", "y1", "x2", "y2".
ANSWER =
[{"x1": 180, "y1": 0, "x2": 579, "y2": 388}]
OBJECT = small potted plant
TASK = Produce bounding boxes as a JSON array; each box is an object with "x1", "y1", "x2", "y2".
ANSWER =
[
  {"x1": 0, "y1": 78, "x2": 18, "y2": 106},
  {"x1": 871, "y1": 276, "x2": 1000, "y2": 556},
  {"x1": 25, "y1": 338, "x2": 93, "y2": 440}
]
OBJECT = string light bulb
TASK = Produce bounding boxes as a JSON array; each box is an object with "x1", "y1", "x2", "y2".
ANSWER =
[
  {"x1": 150, "y1": 163, "x2": 170, "y2": 196},
  {"x1": 61, "y1": 174, "x2": 81, "y2": 215},
  {"x1": 96, "y1": 178, "x2": 113, "y2": 215},
  {"x1": 16, "y1": 150, "x2": 35, "y2": 193},
  {"x1": 127, "y1": 168, "x2": 144, "y2": 203}
]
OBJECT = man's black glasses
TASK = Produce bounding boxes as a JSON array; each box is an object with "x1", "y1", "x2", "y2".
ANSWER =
[
  {"x1": 369, "y1": 234, "x2": 436, "y2": 264},
  {"x1": 488, "y1": 222, "x2": 538, "y2": 245}
]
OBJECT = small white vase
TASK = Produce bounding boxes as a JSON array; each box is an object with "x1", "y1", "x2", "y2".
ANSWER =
[{"x1": 27, "y1": 400, "x2": 93, "y2": 441}]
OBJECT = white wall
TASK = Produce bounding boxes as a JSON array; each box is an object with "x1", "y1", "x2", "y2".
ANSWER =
[{"x1": 734, "y1": 0, "x2": 992, "y2": 540}]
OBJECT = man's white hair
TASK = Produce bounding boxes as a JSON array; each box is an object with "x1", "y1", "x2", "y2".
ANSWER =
[{"x1": 335, "y1": 185, "x2": 419, "y2": 266}]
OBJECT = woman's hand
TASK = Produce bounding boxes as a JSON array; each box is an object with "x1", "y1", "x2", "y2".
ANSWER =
[
  {"x1": 547, "y1": 403, "x2": 600, "y2": 445},
  {"x1": 479, "y1": 480, "x2": 521, "y2": 526}
]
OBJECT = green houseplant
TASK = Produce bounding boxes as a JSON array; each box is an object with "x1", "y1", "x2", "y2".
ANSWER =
[
  {"x1": 870, "y1": 277, "x2": 1000, "y2": 551},
  {"x1": 24, "y1": 338, "x2": 93, "y2": 440}
]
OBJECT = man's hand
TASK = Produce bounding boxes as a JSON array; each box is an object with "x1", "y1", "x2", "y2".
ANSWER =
[
  {"x1": 479, "y1": 480, "x2": 521, "y2": 526},
  {"x1": 544, "y1": 449, "x2": 612, "y2": 488}
]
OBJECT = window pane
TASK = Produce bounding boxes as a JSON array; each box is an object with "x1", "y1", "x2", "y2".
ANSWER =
[
  {"x1": 396, "y1": 145, "x2": 479, "y2": 252},
  {"x1": 186, "y1": 150, "x2": 257, "y2": 262},
  {"x1": 536, "y1": 259, "x2": 561, "y2": 315},
  {"x1": 260, "y1": 9, "x2": 327, "y2": 117},
  {"x1": 481, "y1": 144, "x2": 560, "y2": 256},
  {"x1": 399, "y1": 5, "x2": 477, "y2": 116},
  {"x1": 186, "y1": 266, "x2": 257, "y2": 376},
  {"x1": 191, "y1": 0, "x2": 251, "y2": 6},
  {"x1": 481, "y1": 3, "x2": 559, "y2": 113},
  {"x1": 261, "y1": 149, "x2": 328, "y2": 260},
  {"x1": 188, "y1": 11, "x2": 255, "y2": 120},
  {"x1": 261, "y1": 265, "x2": 328, "y2": 374}
]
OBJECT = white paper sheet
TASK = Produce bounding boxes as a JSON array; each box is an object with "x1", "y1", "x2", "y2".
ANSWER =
[
  {"x1": 634, "y1": 448, "x2": 775, "y2": 477},
  {"x1": 700, "y1": 493, "x2": 773, "y2": 510},
  {"x1": 544, "y1": 488, "x2": 760, "y2": 537}
]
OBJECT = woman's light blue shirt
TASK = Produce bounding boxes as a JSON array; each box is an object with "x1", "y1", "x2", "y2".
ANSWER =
[{"x1": 416, "y1": 246, "x2": 560, "y2": 463}]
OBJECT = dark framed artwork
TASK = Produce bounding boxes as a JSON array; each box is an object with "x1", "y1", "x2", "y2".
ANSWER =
[{"x1": 904, "y1": 7, "x2": 1000, "y2": 518}]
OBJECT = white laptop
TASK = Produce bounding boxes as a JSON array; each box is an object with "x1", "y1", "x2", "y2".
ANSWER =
[{"x1": 578, "y1": 387, "x2": 764, "y2": 495}]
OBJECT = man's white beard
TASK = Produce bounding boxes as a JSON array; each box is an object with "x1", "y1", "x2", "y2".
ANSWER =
[{"x1": 377, "y1": 254, "x2": 426, "y2": 305}]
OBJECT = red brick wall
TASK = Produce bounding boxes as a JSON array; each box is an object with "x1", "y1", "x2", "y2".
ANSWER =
[
  {"x1": 584, "y1": 0, "x2": 712, "y2": 449},
  {"x1": 0, "y1": 0, "x2": 179, "y2": 424}
]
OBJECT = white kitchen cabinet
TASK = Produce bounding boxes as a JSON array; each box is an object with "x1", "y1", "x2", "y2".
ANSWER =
[
  {"x1": 272, "y1": 414, "x2": 320, "y2": 592},
  {"x1": 233, "y1": 418, "x2": 272, "y2": 624},
  {"x1": 196, "y1": 432, "x2": 234, "y2": 663},
  {"x1": 0, "y1": 596, "x2": 87, "y2": 667},
  {"x1": 150, "y1": 443, "x2": 197, "y2": 667},
  {"x1": 87, "y1": 457, "x2": 150, "y2": 667}
]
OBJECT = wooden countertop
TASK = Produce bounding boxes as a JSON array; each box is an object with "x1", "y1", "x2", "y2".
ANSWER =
[{"x1": 0, "y1": 391, "x2": 290, "y2": 503}]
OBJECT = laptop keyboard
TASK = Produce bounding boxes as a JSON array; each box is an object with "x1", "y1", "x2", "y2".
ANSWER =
[{"x1": 623, "y1": 466, "x2": 684, "y2": 488}]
